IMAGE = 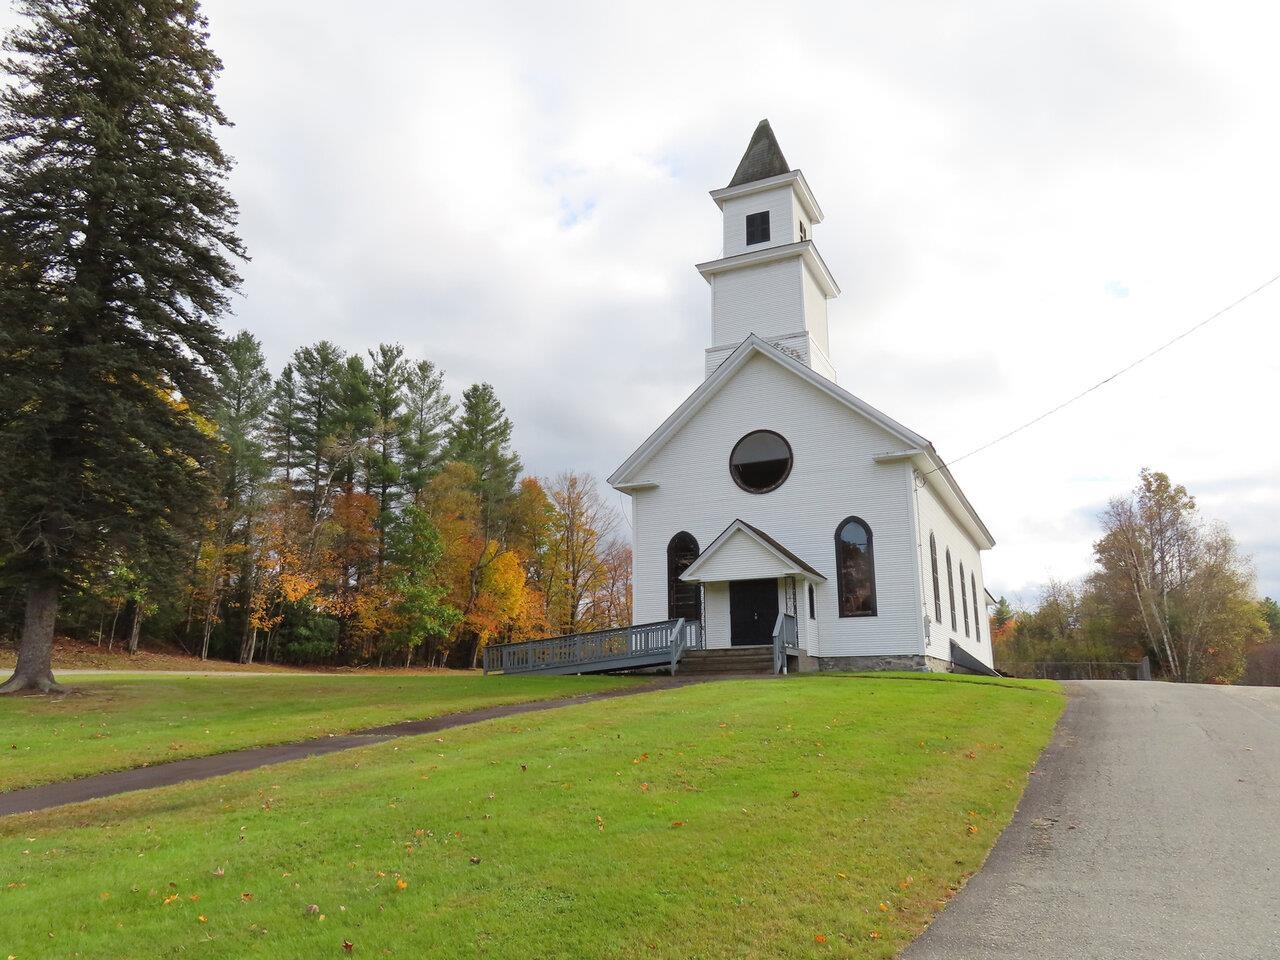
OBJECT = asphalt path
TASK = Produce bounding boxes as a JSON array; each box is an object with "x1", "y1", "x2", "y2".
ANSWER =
[
  {"x1": 903, "y1": 680, "x2": 1280, "y2": 960},
  {"x1": 0, "y1": 680, "x2": 693, "y2": 816}
]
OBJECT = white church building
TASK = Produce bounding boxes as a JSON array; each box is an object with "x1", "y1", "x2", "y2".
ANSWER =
[{"x1": 608, "y1": 120, "x2": 996, "y2": 674}]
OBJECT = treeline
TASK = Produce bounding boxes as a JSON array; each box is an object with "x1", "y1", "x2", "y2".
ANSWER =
[
  {"x1": 0, "y1": 334, "x2": 631, "y2": 668},
  {"x1": 993, "y1": 469, "x2": 1278, "y2": 684}
]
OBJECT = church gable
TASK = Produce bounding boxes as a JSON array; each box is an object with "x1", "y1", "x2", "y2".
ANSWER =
[{"x1": 609, "y1": 336, "x2": 923, "y2": 490}]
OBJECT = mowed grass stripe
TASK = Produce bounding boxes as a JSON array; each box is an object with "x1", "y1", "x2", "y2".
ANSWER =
[
  {"x1": 0, "y1": 675, "x2": 1063, "y2": 959},
  {"x1": 0, "y1": 673, "x2": 642, "y2": 791}
]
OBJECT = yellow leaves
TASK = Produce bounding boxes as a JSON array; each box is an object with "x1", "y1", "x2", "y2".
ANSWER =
[
  {"x1": 197, "y1": 915, "x2": 208, "y2": 924},
  {"x1": 967, "y1": 824, "x2": 979, "y2": 835},
  {"x1": 878, "y1": 901, "x2": 889, "y2": 911},
  {"x1": 869, "y1": 930, "x2": 882, "y2": 940},
  {"x1": 596, "y1": 815, "x2": 605, "y2": 832},
  {"x1": 162, "y1": 894, "x2": 179, "y2": 905}
]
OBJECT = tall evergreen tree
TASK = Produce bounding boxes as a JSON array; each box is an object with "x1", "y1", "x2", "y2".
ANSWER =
[
  {"x1": 212, "y1": 331, "x2": 272, "y2": 661},
  {"x1": 365, "y1": 343, "x2": 410, "y2": 570},
  {"x1": 265, "y1": 363, "x2": 301, "y2": 487},
  {"x1": 400, "y1": 359, "x2": 454, "y2": 499},
  {"x1": 290, "y1": 341, "x2": 345, "y2": 520},
  {"x1": 447, "y1": 382, "x2": 522, "y2": 532},
  {"x1": 0, "y1": 0, "x2": 244, "y2": 692}
]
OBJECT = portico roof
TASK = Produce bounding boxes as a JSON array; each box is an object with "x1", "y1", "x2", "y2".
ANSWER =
[{"x1": 679, "y1": 519, "x2": 826, "y2": 585}]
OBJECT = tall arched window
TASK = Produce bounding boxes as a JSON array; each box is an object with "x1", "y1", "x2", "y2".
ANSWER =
[
  {"x1": 946, "y1": 549, "x2": 957, "y2": 631},
  {"x1": 972, "y1": 573, "x2": 982, "y2": 642},
  {"x1": 835, "y1": 517, "x2": 877, "y2": 617},
  {"x1": 667, "y1": 532, "x2": 701, "y2": 621},
  {"x1": 929, "y1": 533, "x2": 942, "y2": 623},
  {"x1": 960, "y1": 561, "x2": 970, "y2": 637}
]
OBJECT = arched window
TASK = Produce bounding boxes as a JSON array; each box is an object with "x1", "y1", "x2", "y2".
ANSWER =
[
  {"x1": 972, "y1": 573, "x2": 982, "y2": 642},
  {"x1": 667, "y1": 532, "x2": 701, "y2": 621},
  {"x1": 808, "y1": 583, "x2": 816, "y2": 619},
  {"x1": 960, "y1": 561, "x2": 970, "y2": 637},
  {"x1": 835, "y1": 517, "x2": 877, "y2": 617},
  {"x1": 946, "y1": 549, "x2": 957, "y2": 631},
  {"x1": 929, "y1": 533, "x2": 942, "y2": 623}
]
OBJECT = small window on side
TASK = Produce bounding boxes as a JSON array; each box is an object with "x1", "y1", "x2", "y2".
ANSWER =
[
  {"x1": 808, "y1": 583, "x2": 816, "y2": 619},
  {"x1": 799, "y1": 220, "x2": 808, "y2": 242},
  {"x1": 745, "y1": 211, "x2": 770, "y2": 245}
]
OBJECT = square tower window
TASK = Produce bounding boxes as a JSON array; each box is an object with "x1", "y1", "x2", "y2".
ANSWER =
[
  {"x1": 745, "y1": 211, "x2": 770, "y2": 245},
  {"x1": 798, "y1": 220, "x2": 808, "y2": 242}
]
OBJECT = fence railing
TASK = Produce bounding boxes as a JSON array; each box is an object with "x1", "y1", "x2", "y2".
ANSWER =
[
  {"x1": 483, "y1": 619, "x2": 703, "y2": 676},
  {"x1": 772, "y1": 612, "x2": 797, "y2": 675},
  {"x1": 999, "y1": 657, "x2": 1152, "y2": 681}
]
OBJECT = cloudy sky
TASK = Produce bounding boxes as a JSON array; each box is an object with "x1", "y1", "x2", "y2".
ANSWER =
[{"x1": 9, "y1": 1, "x2": 1278, "y2": 602}]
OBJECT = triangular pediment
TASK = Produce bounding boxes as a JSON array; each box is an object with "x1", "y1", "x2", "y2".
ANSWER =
[
  {"x1": 608, "y1": 336, "x2": 995, "y2": 550},
  {"x1": 679, "y1": 519, "x2": 826, "y2": 584}
]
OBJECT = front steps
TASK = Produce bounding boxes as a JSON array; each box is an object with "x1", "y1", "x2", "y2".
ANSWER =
[{"x1": 677, "y1": 645, "x2": 776, "y2": 676}]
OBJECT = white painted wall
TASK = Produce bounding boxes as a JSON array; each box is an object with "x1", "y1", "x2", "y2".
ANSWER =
[
  {"x1": 800, "y1": 261, "x2": 830, "y2": 356},
  {"x1": 721, "y1": 186, "x2": 796, "y2": 257},
  {"x1": 629, "y1": 351, "x2": 927, "y2": 659},
  {"x1": 711, "y1": 259, "x2": 803, "y2": 346},
  {"x1": 913, "y1": 479, "x2": 994, "y2": 668}
]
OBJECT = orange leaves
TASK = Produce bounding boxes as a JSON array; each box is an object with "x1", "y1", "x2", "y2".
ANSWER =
[
  {"x1": 639, "y1": 782, "x2": 650, "y2": 792},
  {"x1": 670, "y1": 821, "x2": 685, "y2": 829},
  {"x1": 878, "y1": 901, "x2": 889, "y2": 912},
  {"x1": 967, "y1": 824, "x2": 979, "y2": 835},
  {"x1": 394, "y1": 878, "x2": 408, "y2": 891},
  {"x1": 869, "y1": 930, "x2": 882, "y2": 940},
  {"x1": 814, "y1": 934, "x2": 827, "y2": 943},
  {"x1": 897, "y1": 876, "x2": 914, "y2": 891},
  {"x1": 163, "y1": 893, "x2": 180, "y2": 905},
  {"x1": 240, "y1": 892, "x2": 254, "y2": 902}
]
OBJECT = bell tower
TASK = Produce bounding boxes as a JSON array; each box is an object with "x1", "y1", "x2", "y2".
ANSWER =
[{"x1": 696, "y1": 119, "x2": 840, "y2": 380}]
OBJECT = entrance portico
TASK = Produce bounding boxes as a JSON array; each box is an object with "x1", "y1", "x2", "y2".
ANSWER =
[{"x1": 679, "y1": 519, "x2": 825, "y2": 653}]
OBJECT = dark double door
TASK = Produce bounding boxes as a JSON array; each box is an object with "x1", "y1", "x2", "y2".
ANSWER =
[{"x1": 729, "y1": 578, "x2": 778, "y2": 646}]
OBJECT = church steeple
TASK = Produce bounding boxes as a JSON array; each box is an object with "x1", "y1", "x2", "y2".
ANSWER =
[
  {"x1": 727, "y1": 119, "x2": 790, "y2": 188},
  {"x1": 695, "y1": 120, "x2": 840, "y2": 381}
]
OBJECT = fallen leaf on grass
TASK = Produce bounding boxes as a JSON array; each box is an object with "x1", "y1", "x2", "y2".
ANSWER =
[
  {"x1": 343, "y1": 941, "x2": 354, "y2": 952},
  {"x1": 671, "y1": 821, "x2": 684, "y2": 828},
  {"x1": 596, "y1": 816, "x2": 605, "y2": 831},
  {"x1": 878, "y1": 902, "x2": 889, "y2": 911},
  {"x1": 197, "y1": 915, "x2": 207, "y2": 924},
  {"x1": 814, "y1": 934, "x2": 827, "y2": 943},
  {"x1": 395, "y1": 878, "x2": 408, "y2": 890},
  {"x1": 869, "y1": 931, "x2": 882, "y2": 940},
  {"x1": 241, "y1": 892, "x2": 254, "y2": 902}
]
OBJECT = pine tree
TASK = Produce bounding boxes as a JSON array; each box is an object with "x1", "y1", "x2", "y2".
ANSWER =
[
  {"x1": 0, "y1": 0, "x2": 244, "y2": 692},
  {"x1": 266, "y1": 363, "x2": 302, "y2": 488},
  {"x1": 212, "y1": 331, "x2": 272, "y2": 662},
  {"x1": 290, "y1": 341, "x2": 345, "y2": 520},
  {"x1": 365, "y1": 343, "x2": 410, "y2": 570},
  {"x1": 400, "y1": 359, "x2": 454, "y2": 499},
  {"x1": 447, "y1": 383, "x2": 522, "y2": 533}
]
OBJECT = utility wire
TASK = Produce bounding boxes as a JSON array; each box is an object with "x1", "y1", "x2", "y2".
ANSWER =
[{"x1": 930, "y1": 269, "x2": 1280, "y2": 475}]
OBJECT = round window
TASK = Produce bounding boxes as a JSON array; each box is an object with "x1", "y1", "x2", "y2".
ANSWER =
[{"x1": 729, "y1": 430, "x2": 793, "y2": 493}]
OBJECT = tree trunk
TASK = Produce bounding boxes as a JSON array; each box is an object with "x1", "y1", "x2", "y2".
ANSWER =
[
  {"x1": 128, "y1": 604, "x2": 143, "y2": 655},
  {"x1": 200, "y1": 594, "x2": 218, "y2": 660},
  {"x1": 0, "y1": 583, "x2": 64, "y2": 694}
]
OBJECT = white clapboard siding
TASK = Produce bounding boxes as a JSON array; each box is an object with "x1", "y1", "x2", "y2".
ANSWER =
[
  {"x1": 710, "y1": 259, "x2": 804, "y2": 347},
  {"x1": 631, "y1": 350, "x2": 927, "y2": 659},
  {"x1": 721, "y1": 186, "x2": 796, "y2": 257},
  {"x1": 914, "y1": 480, "x2": 995, "y2": 669}
]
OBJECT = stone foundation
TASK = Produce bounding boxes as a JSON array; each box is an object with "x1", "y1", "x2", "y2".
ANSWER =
[{"x1": 794, "y1": 654, "x2": 954, "y2": 673}]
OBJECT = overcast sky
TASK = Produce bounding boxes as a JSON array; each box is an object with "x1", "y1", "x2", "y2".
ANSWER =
[{"x1": 7, "y1": 1, "x2": 1278, "y2": 603}]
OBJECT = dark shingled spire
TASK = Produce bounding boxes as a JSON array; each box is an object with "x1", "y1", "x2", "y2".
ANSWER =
[{"x1": 727, "y1": 119, "x2": 791, "y2": 188}]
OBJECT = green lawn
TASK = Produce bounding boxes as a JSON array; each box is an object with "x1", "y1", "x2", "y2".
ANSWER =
[
  {"x1": 0, "y1": 674, "x2": 1063, "y2": 958},
  {"x1": 0, "y1": 673, "x2": 641, "y2": 791}
]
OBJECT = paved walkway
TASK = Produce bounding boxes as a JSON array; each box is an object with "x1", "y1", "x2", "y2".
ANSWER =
[
  {"x1": 0, "y1": 681, "x2": 692, "y2": 817},
  {"x1": 903, "y1": 681, "x2": 1280, "y2": 960}
]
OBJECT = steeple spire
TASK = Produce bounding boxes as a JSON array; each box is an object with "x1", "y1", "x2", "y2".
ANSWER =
[{"x1": 727, "y1": 119, "x2": 790, "y2": 188}]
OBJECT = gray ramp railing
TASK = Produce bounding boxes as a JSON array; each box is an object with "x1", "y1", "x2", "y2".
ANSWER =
[{"x1": 483, "y1": 619, "x2": 703, "y2": 676}]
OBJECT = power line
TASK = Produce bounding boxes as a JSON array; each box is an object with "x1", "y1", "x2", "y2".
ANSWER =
[{"x1": 933, "y1": 269, "x2": 1280, "y2": 474}]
